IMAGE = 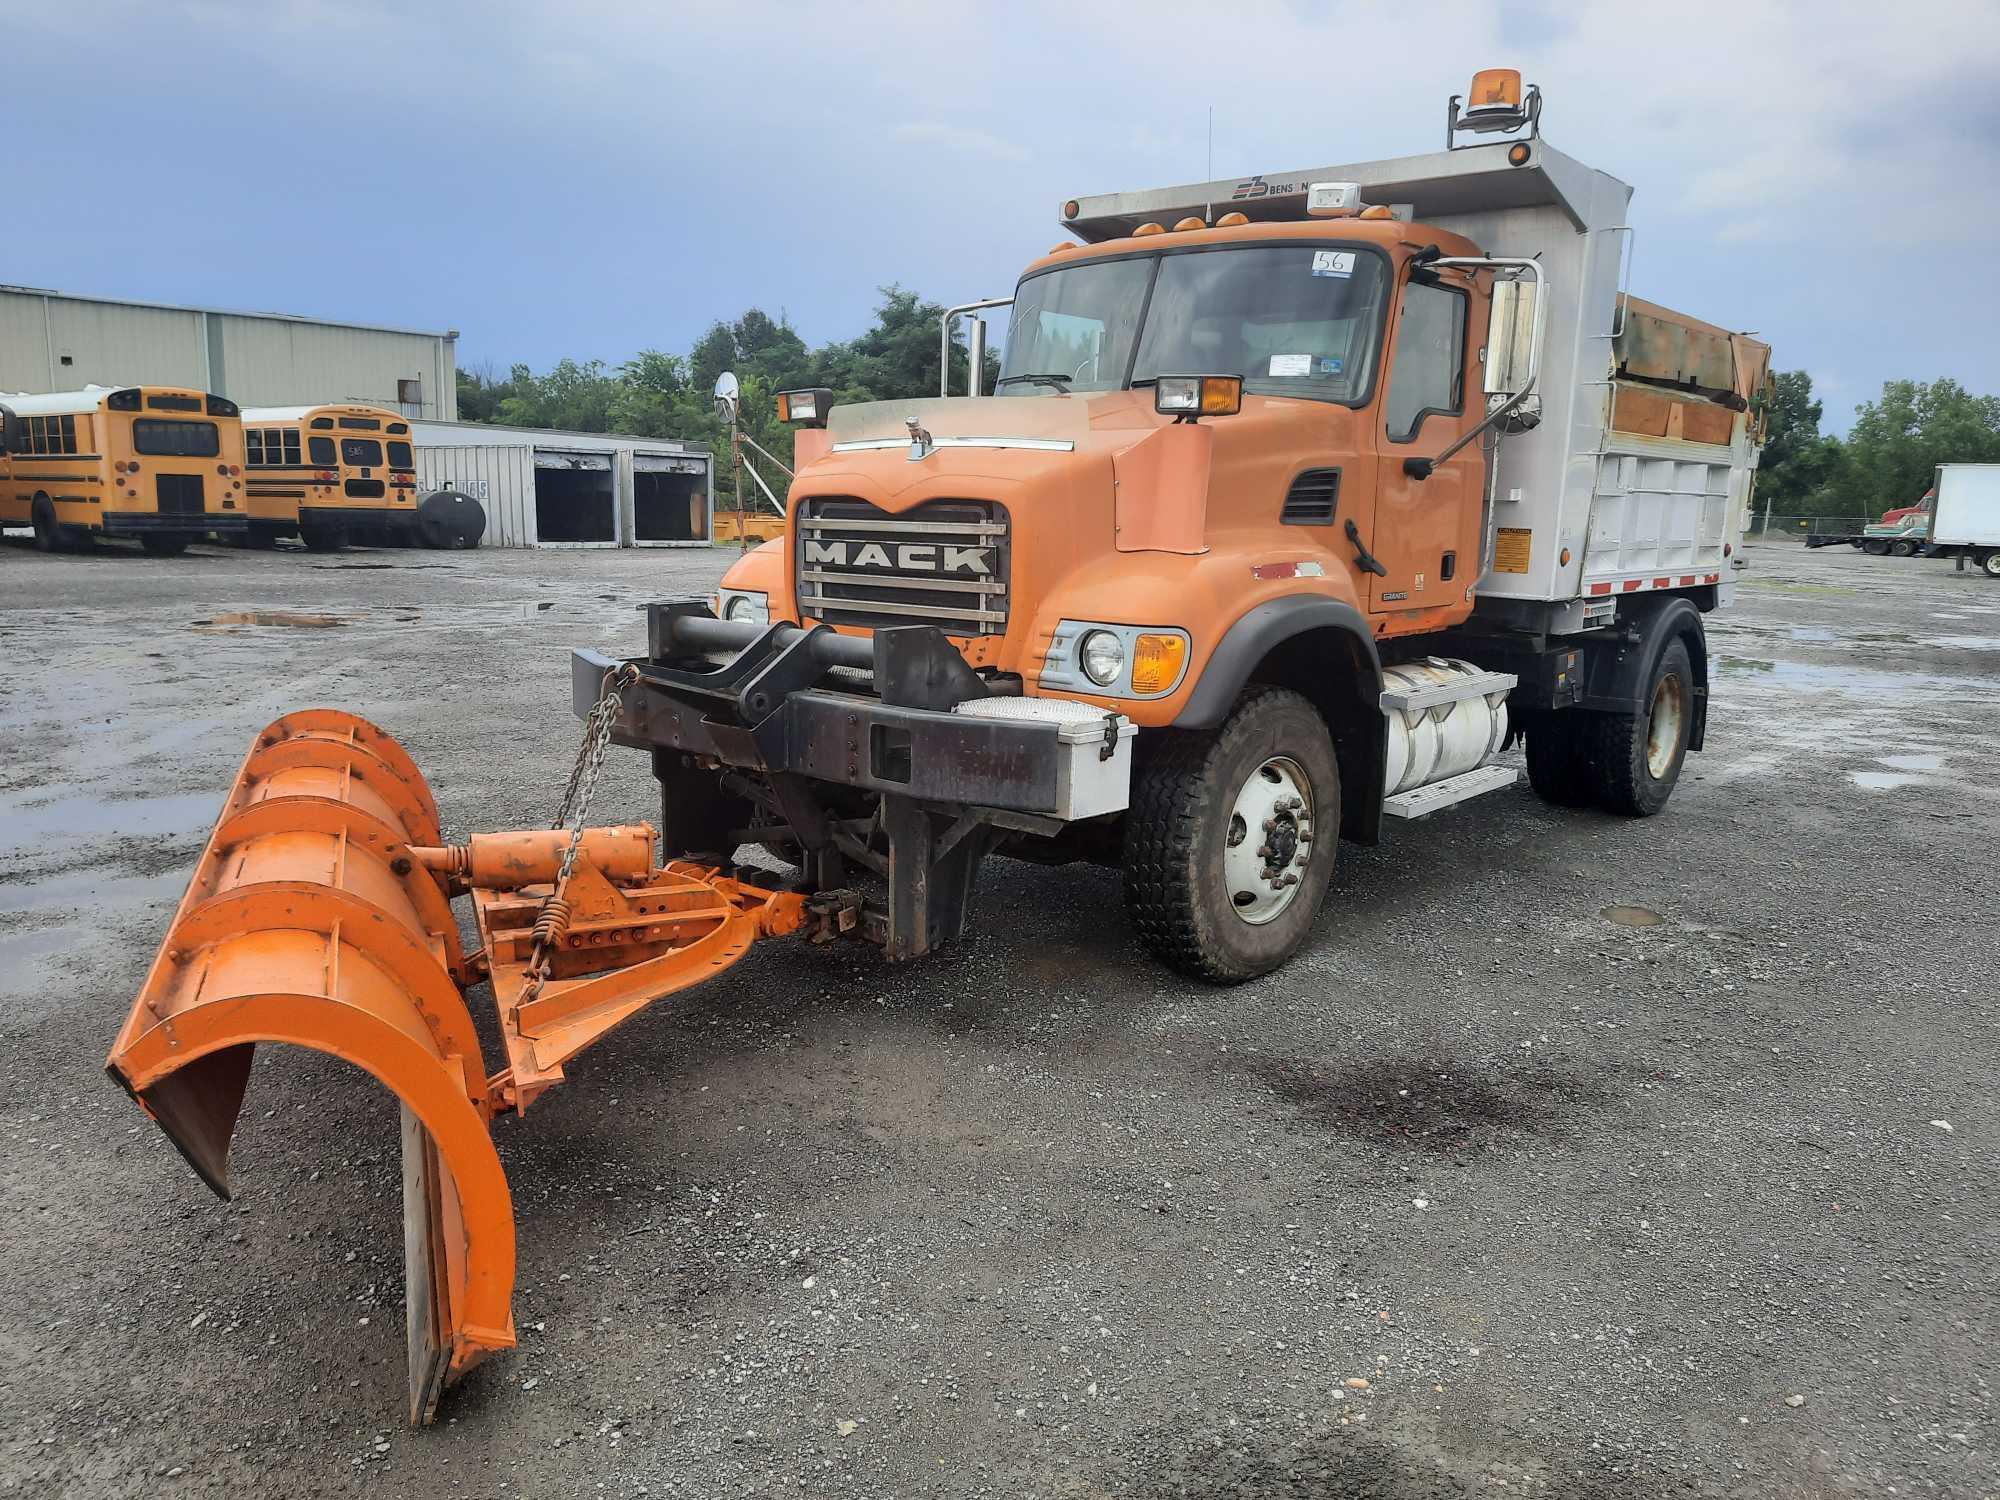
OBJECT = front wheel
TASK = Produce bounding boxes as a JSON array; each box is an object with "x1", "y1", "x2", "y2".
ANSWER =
[{"x1": 1122, "y1": 686, "x2": 1339, "y2": 983}]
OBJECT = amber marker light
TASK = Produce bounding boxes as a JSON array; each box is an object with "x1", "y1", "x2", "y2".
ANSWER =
[{"x1": 1130, "y1": 634, "x2": 1189, "y2": 696}]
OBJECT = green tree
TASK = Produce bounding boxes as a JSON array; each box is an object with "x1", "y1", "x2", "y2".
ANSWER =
[
  {"x1": 1833, "y1": 377, "x2": 2000, "y2": 516},
  {"x1": 1754, "y1": 370, "x2": 1845, "y2": 515}
]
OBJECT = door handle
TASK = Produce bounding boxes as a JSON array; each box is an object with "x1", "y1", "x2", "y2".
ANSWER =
[{"x1": 1345, "y1": 518, "x2": 1388, "y2": 577}]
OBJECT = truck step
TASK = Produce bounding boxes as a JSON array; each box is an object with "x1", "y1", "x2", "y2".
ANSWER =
[
  {"x1": 1378, "y1": 669, "x2": 1516, "y2": 713},
  {"x1": 1382, "y1": 763, "x2": 1519, "y2": 820}
]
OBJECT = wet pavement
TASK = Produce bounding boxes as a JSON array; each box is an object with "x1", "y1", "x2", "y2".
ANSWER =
[{"x1": 0, "y1": 534, "x2": 1994, "y2": 1498}]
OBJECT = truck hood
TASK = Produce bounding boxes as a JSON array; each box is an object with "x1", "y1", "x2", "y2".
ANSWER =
[{"x1": 822, "y1": 390, "x2": 1162, "y2": 460}]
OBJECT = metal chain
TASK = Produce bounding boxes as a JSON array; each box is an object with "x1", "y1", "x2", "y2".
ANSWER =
[{"x1": 522, "y1": 662, "x2": 639, "y2": 1001}]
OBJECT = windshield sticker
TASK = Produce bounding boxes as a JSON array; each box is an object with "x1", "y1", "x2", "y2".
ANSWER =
[
  {"x1": 1311, "y1": 250, "x2": 1356, "y2": 279},
  {"x1": 1268, "y1": 354, "x2": 1313, "y2": 377},
  {"x1": 1318, "y1": 357, "x2": 1344, "y2": 375}
]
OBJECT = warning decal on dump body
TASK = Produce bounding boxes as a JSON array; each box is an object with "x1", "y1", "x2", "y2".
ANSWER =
[{"x1": 1494, "y1": 528, "x2": 1532, "y2": 573}]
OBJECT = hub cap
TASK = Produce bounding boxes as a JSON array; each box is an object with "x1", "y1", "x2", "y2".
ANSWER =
[
  {"x1": 1645, "y1": 673, "x2": 1686, "y2": 780},
  {"x1": 1223, "y1": 756, "x2": 1313, "y2": 925}
]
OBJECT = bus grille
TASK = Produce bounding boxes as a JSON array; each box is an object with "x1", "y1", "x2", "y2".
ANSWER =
[
  {"x1": 796, "y1": 497, "x2": 1009, "y2": 636},
  {"x1": 156, "y1": 474, "x2": 205, "y2": 516}
]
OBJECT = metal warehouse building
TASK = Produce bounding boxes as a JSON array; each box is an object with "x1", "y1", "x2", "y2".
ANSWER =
[
  {"x1": 410, "y1": 421, "x2": 713, "y2": 548},
  {"x1": 0, "y1": 284, "x2": 458, "y2": 419}
]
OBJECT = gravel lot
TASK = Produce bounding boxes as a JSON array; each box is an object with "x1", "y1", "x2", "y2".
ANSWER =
[{"x1": 1, "y1": 535, "x2": 1993, "y2": 1499}]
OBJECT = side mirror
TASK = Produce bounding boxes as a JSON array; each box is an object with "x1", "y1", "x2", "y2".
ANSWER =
[{"x1": 1402, "y1": 257, "x2": 1545, "y2": 479}]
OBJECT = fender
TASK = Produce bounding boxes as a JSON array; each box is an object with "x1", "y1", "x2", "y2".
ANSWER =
[
  {"x1": 1579, "y1": 595, "x2": 1711, "y2": 750},
  {"x1": 1174, "y1": 595, "x2": 1386, "y2": 844}
]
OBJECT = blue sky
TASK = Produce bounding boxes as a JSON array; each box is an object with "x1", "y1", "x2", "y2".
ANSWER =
[{"x1": 12, "y1": 0, "x2": 2000, "y2": 430}]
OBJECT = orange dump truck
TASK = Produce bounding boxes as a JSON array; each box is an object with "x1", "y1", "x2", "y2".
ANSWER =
[
  {"x1": 108, "y1": 72, "x2": 1769, "y2": 1423},
  {"x1": 595, "y1": 69, "x2": 1770, "y2": 981}
]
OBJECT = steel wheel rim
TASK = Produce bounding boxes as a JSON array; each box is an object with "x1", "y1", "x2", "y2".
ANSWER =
[
  {"x1": 1645, "y1": 674, "x2": 1686, "y2": 780},
  {"x1": 1986, "y1": 554, "x2": 2000, "y2": 577},
  {"x1": 1223, "y1": 755, "x2": 1313, "y2": 926}
]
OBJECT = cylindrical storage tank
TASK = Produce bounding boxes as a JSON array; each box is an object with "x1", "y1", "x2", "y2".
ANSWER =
[{"x1": 1382, "y1": 659, "x2": 1511, "y2": 795}]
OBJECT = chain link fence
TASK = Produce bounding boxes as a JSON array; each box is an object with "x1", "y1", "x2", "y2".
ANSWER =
[{"x1": 1747, "y1": 514, "x2": 1874, "y2": 540}]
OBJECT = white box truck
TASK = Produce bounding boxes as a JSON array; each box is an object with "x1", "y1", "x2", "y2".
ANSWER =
[{"x1": 1930, "y1": 463, "x2": 2000, "y2": 577}]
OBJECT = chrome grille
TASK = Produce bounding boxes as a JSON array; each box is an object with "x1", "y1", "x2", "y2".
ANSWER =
[{"x1": 796, "y1": 497, "x2": 1009, "y2": 635}]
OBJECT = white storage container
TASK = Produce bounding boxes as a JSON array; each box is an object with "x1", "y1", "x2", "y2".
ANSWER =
[{"x1": 954, "y1": 696, "x2": 1137, "y2": 820}]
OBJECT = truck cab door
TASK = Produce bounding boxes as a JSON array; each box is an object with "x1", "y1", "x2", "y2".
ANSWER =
[{"x1": 1365, "y1": 272, "x2": 1484, "y2": 621}]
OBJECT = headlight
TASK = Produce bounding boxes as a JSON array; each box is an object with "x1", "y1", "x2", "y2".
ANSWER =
[
  {"x1": 720, "y1": 590, "x2": 769, "y2": 625},
  {"x1": 1080, "y1": 630, "x2": 1125, "y2": 687}
]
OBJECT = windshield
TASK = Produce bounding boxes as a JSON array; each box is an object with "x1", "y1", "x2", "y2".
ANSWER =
[
  {"x1": 998, "y1": 244, "x2": 1388, "y2": 404},
  {"x1": 998, "y1": 256, "x2": 1151, "y2": 393}
]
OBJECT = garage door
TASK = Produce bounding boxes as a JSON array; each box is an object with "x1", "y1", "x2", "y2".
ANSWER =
[
  {"x1": 533, "y1": 449, "x2": 615, "y2": 546},
  {"x1": 633, "y1": 452, "x2": 709, "y2": 545}
]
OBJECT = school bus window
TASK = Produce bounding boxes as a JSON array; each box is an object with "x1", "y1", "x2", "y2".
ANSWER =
[
  {"x1": 342, "y1": 437, "x2": 383, "y2": 466},
  {"x1": 309, "y1": 436, "x2": 336, "y2": 465},
  {"x1": 310, "y1": 417, "x2": 334, "y2": 429},
  {"x1": 247, "y1": 429, "x2": 266, "y2": 465},
  {"x1": 338, "y1": 416, "x2": 382, "y2": 431},
  {"x1": 387, "y1": 440, "x2": 413, "y2": 468},
  {"x1": 387, "y1": 422, "x2": 409, "y2": 435},
  {"x1": 281, "y1": 431, "x2": 301, "y2": 464},
  {"x1": 132, "y1": 418, "x2": 221, "y2": 458}
]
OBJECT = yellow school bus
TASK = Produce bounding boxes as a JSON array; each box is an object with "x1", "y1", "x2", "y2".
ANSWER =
[
  {"x1": 239, "y1": 404, "x2": 419, "y2": 549},
  {"x1": 0, "y1": 385, "x2": 249, "y2": 554}
]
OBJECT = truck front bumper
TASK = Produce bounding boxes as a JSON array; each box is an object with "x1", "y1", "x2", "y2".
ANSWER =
[{"x1": 573, "y1": 605, "x2": 1130, "y2": 821}]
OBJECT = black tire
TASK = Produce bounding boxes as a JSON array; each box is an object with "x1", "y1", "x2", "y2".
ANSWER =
[
  {"x1": 1981, "y1": 551, "x2": 2000, "y2": 580},
  {"x1": 1522, "y1": 711, "x2": 1596, "y2": 808},
  {"x1": 1890, "y1": 540, "x2": 1916, "y2": 558},
  {"x1": 30, "y1": 496, "x2": 61, "y2": 553},
  {"x1": 1584, "y1": 638, "x2": 1694, "y2": 817},
  {"x1": 140, "y1": 532, "x2": 191, "y2": 556},
  {"x1": 299, "y1": 524, "x2": 347, "y2": 552},
  {"x1": 1122, "y1": 686, "x2": 1338, "y2": 983},
  {"x1": 1861, "y1": 539, "x2": 1889, "y2": 556},
  {"x1": 242, "y1": 524, "x2": 283, "y2": 550}
]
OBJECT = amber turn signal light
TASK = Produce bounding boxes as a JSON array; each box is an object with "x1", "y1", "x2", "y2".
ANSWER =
[
  {"x1": 1130, "y1": 633, "x2": 1189, "y2": 696},
  {"x1": 776, "y1": 388, "x2": 833, "y2": 428},
  {"x1": 1154, "y1": 374, "x2": 1242, "y2": 419}
]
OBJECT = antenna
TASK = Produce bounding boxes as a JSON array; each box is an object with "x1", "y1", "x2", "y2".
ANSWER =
[{"x1": 1204, "y1": 106, "x2": 1214, "y2": 225}]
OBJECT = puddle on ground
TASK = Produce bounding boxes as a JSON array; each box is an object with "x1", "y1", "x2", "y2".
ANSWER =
[
  {"x1": 192, "y1": 611, "x2": 349, "y2": 629},
  {"x1": 1931, "y1": 635, "x2": 2000, "y2": 651},
  {"x1": 1852, "y1": 771, "x2": 1923, "y2": 791},
  {"x1": 1716, "y1": 656, "x2": 2000, "y2": 698},
  {"x1": 1878, "y1": 753, "x2": 1944, "y2": 772},
  {"x1": 1601, "y1": 904, "x2": 1665, "y2": 927},
  {"x1": 0, "y1": 866, "x2": 187, "y2": 918},
  {"x1": 0, "y1": 790, "x2": 218, "y2": 852}
]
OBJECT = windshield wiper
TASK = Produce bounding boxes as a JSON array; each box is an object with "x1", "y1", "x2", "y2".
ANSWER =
[
  {"x1": 1128, "y1": 377, "x2": 1158, "y2": 387},
  {"x1": 994, "y1": 373, "x2": 1072, "y2": 391}
]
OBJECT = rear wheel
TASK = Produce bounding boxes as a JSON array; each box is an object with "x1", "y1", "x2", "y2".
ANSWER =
[
  {"x1": 1890, "y1": 540, "x2": 1916, "y2": 558},
  {"x1": 1122, "y1": 686, "x2": 1338, "y2": 983},
  {"x1": 1862, "y1": 539, "x2": 1889, "y2": 556},
  {"x1": 1584, "y1": 638, "x2": 1694, "y2": 817},
  {"x1": 1982, "y1": 551, "x2": 2000, "y2": 579},
  {"x1": 300, "y1": 524, "x2": 347, "y2": 552},
  {"x1": 242, "y1": 523, "x2": 284, "y2": 550},
  {"x1": 140, "y1": 532, "x2": 192, "y2": 556},
  {"x1": 30, "y1": 496, "x2": 62, "y2": 552}
]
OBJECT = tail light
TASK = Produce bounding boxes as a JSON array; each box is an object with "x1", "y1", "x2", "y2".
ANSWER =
[
  {"x1": 217, "y1": 464, "x2": 229, "y2": 475},
  {"x1": 228, "y1": 465, "x2": 240, "y2": 476}
]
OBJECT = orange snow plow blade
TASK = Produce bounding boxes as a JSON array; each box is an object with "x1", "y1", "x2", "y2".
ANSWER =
[{"x1": 106, "y1": 709, "x2": 806, "y2": 1423}]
